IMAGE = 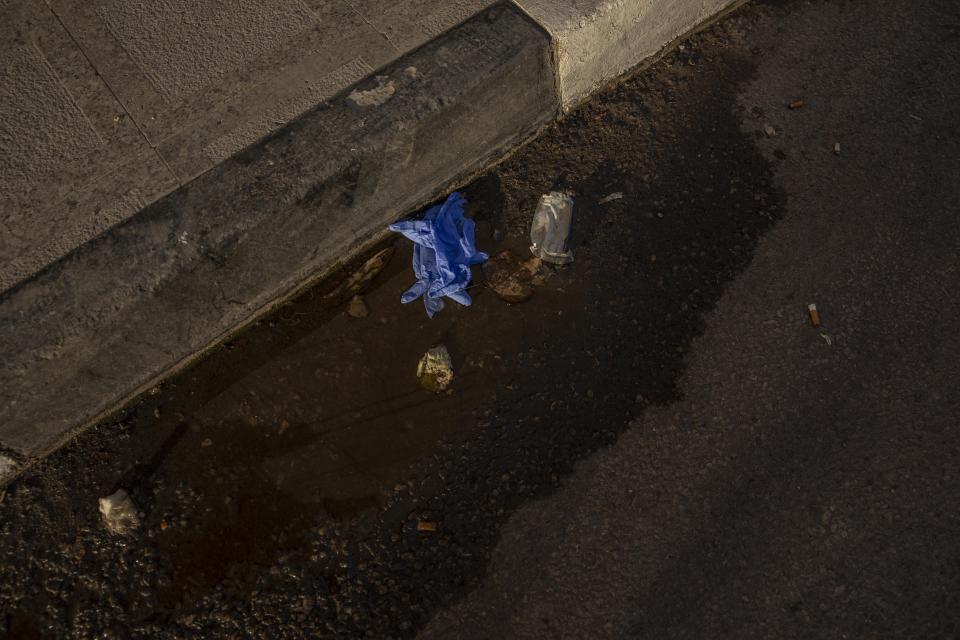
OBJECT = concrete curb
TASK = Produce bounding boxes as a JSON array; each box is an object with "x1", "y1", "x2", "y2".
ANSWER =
[
  {"x1": 0, "y1": 0, "x2": 739, "y2": 480},
  {"x1": 515, "y1": 0, "x2": 741, "y2": 109}
]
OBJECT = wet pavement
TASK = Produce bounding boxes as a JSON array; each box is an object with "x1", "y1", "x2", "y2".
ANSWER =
[
  {"x1": 111, "y1": 212, "x2": 592, "y2": 608},
  {"x1": 4, "y1": 0, "x2": 960, "y2": 637}
]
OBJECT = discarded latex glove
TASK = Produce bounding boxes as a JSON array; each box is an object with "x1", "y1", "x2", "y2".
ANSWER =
[{"x1": 389, "y1": 192, "x2": 488, "y2": 317}]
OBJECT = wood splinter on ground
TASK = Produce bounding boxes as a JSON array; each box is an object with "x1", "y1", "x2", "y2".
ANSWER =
[
  {"x1": 788, "y1": 99, "x2": 805, "y2": 109},
  {"x1": 808, "y1": 303, "x2": 821, "y2": 327},
  {"x1": 417, "y1": 521, "x2": 438, "y2": 532}
]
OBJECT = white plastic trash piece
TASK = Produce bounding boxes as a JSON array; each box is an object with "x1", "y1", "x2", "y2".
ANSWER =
[{"x1": 530, "y1": 192, "x2": 574, "y2": 265}]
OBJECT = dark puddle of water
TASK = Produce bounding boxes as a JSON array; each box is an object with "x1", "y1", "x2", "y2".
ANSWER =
[{"x1": 117, "y1": 178, "x2": 582, "y2": 607}]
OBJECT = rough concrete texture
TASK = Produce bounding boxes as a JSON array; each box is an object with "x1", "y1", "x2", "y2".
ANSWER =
[
  {"x1": 516, "y1": 0, "x2": 739, "y2": 107},
  {"x1": 0, "y1": 4, "x2": 556, "y2": 458},
  {"x1": 96, "y1": 0, "x2": 318, "y2": 101},
  {"x1": 3, "y1": 0, "x2": 393, "y2": 291},
  {"x1": 346, "y1": 0, "x2": 500, "y2": 52},
  {"x1": 0, "y1": 0, "x2": 179, "y2": 292}
]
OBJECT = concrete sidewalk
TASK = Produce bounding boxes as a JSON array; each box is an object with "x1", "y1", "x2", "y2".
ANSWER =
[{"x1": 0, "y1": 0, "x2": 738, "y2": 481}]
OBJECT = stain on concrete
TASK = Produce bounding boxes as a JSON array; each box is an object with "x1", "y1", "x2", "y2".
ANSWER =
[{"x1": 349, "y1": 75, "x2": 397, "y2": 107}]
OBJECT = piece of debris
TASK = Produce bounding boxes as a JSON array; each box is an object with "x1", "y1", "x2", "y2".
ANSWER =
[
  {"x1": 764, "y1": 125, "x2": 777, "y2": 138},
  {"x1": 598, "y1": 192, "x2": 624, "y2": 205},
  {"x1": 160, "y1": 518, "x2": 170, "y2": 531},
  {"x1": 99, "y1": 489, "x2": 140, "y2": 535},
  {"x1": 808, "y1": 303, "x2": 821, "y2": 327},
  {"x1": 322, "y1": 246, "x2": 395, "y2": 305},
  {"x1": 530, "y1": 192, "x2": 575, "y2": 264},
  {"x1": 417, "y1": 346, "x2": 454, "y2": 393},
  {"x1": 417, "y1": 521, "x2": 438, "y2": 532},
  {"x1": 820, "y1": 333, "x2": 833, "y2": 346},
  {"x1": 483, "y1": 250, "x2": 542, "y2": 304},
  {"x1": 201, "y1": 438, "x2": 213, "y2": 448},
  {"x1": 788, "y1": 99, "x2": 805, "y2": 110},
  {"x1": 0, "y1": 455, "x2": 17, "y2": 483},
  {"x1": 390, "y1": 192, "x2": 488, "y2": 317},
  {"x1": 347, "y1": 295, "x2": 369, "y2": 319},
  {"x1": 834, "y1": 142, "x2": 841, "y2": 155}
]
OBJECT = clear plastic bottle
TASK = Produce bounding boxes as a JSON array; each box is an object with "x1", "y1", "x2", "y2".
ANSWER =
[{"x1": 529, "y1": 192, "x2": 574, "y2": 265}]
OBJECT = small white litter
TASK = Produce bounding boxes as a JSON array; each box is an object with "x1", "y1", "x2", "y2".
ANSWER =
[{"x1": 598, "y1": 192, "x2": 624, "y2": 205}]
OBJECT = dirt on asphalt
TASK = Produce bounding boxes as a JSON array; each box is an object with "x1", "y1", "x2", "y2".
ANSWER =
[{"x1": 3, "y1": 0, "x2": 959, "y2": 637}]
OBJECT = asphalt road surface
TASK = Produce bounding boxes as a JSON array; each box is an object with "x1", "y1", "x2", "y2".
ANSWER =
[{"x1": 2, "y1": 0, "x2": 959, "y2": 638}]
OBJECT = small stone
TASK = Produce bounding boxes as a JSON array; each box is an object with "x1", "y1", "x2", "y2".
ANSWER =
[
  {"x1": 834, "y1": 142, "x2": 841, "y2": 155},
  {"x1": 417, "y1": 346, "x2": 454, "y2": 393},
  {"x1": 764, "y1": 125, "x2": 777, "y2": 138},
  {"x1": 201, "y1": 438, "x2": 213, "y2": 447},
  {"x1": 347, "y1": 295, "x2": 369, "y2": 319},
  {"x1": 483, "y1": 250, "x2": 541, "y2": 304},
  {"x1": 99, "y1": 489, "x2": 140, "y2": 535}
]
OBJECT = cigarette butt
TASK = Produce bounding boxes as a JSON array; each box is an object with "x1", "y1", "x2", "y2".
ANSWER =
[
  {"x1": 417, "y1": 521, "x2": 438, "y2": 532},
  {"x1": 833, "y1": 142, "x2": 841, "y2": 155},
  {"x1": 808, "y1": 303, "x2": 821, "y2": 327},
  {"x1": 788, "y1": 99, "x2": 805, "y2": 110}
]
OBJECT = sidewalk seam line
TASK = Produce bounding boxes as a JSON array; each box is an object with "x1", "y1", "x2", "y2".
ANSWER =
[
  {"x1": 44, "y1": 2, "x2": 183, "y2": 188},
  {"x1": 343, "y1": 1, "x2": 402, "y2": 53}
]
